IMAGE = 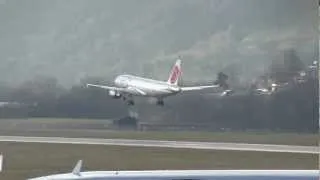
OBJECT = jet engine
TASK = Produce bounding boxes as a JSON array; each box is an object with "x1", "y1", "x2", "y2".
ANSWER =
[
  {"x1": 220, "y1": 89, "x2": 233, "y2": 97},
  {"x1": 108, "y1": 90, "x2": 121, "y2": 99}
]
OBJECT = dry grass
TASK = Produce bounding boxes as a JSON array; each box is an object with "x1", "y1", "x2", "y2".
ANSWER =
[{"x1": 0, "y1": 142, "x2": 317, "y2": 180}]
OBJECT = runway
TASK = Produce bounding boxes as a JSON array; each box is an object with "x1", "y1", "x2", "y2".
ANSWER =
[{"x1": 0, "y1": 136, "x2": 318, "y2": 154}]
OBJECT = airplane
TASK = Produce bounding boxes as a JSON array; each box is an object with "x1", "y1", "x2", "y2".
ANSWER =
[
  {"x1": 27, "y1": 160, "x2": 319, "y2": 180},
  {"x1": 87, "y1": 59, "x2": 232, "y2": 106}
]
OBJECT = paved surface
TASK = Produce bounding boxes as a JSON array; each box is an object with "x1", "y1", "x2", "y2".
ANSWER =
[{"x1": 0, "y1": 136, "x2": 318, "y2": 154}]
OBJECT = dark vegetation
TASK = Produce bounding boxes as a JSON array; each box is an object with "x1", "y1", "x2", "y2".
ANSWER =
[{"x1": 0, "y1": 49, "x2": 318, "y2": 133}]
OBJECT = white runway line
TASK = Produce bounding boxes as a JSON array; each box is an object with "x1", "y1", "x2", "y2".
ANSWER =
[{"x1": 0, "y1": 136, "x2": 318, "y2": 154}]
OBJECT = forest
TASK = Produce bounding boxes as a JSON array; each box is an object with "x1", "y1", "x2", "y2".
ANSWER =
[{"x1": 0, "y1": 50, "x2": 318, "y2": 133}]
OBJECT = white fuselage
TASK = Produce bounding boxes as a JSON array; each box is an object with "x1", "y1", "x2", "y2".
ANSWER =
[{"x1": 114, "y1": 75, "x2": 181, "y2": 97}]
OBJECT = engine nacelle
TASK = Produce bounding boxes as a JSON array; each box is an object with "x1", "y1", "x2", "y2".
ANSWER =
[
  {"x1": 220, "y1": 89, "x2": 233, "y2": 97},
  {"x1": 109, "y1": 90, "x2": 116, "y2": 96},
  {"x1": 109, "y1": 90, "x2": 121, "y2": 99}
]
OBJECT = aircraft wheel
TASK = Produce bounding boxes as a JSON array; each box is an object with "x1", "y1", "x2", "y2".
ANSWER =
[
  {"x1": 127, "y1": 100, "x2": 135, "y2": 106},
  {"x1": 156, "y1": 100, "x2": 164, "y2": 106}
]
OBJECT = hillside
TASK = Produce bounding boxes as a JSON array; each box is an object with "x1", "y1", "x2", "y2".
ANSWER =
[{"x1": 0, "y1": 0, "x2": 317, "y2": 87}]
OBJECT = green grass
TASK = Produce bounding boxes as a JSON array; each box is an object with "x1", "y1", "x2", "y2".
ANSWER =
[
  {"x1": 0, "y1": 118, "x2": 318, "y2": 146},
  {"x1": 0, "y1": 142, "x2": 317, "y2": 180}
]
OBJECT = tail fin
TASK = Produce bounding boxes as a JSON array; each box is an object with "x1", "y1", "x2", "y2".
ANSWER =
[
  {"x1": 0, "y1": 154, "x2": 3, "y2": 173},
  {"x1": 72, "y1": 160, "x2": 82, "y2": 176},
  {"x1": 167, "y1": 59, "x2": 182, "y2": 85}
]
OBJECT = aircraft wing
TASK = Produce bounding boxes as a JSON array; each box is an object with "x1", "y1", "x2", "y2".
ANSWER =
[
  {"x1": 127, "y1": 86, "x2": 147, "y2": 95},
  {"x1": 86, "y1": 83, "x2": 125, "y2": 91},
  {"x1": 87, "y1": 83, "x2": 147, "y2": 96},
  {"x1": 180, "y1": 85, "x2": 219, "y2": 91}
]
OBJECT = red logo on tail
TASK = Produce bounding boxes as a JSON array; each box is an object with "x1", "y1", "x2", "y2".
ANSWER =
[{"x1": 170, "y1": 66, "x2": 180, "y2": 84}]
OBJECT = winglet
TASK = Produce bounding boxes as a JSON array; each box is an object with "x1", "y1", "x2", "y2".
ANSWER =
[{"x1": 72, "y1": 160, "x2": 82, "y2": 176}]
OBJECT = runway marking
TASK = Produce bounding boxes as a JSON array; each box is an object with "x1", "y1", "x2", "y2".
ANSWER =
[{"x1": 0, "y1": 136, "x2": 318, "y2": 154}]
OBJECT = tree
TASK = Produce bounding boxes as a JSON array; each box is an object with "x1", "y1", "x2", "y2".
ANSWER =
[
  {"x1": 268, "y1": 49, "x2": 305, "y2": 83},
  {"x1": 283, "y1": 48, "x2": 305, "y2": 75}
]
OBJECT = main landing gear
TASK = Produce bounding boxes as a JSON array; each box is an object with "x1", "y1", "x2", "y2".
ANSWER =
[
  {"x1": 123, "y1": 95, "x2": 135, "y2": 106},
  {"x1": 156, "y1": 99, "x2": 164, "y2": 106},
  {"x1": 123, "y1": 96, "x2": 164, "y2": 106},
  {"x1": 127, "y1": 100, "x2": 135, "y2": 106}
]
